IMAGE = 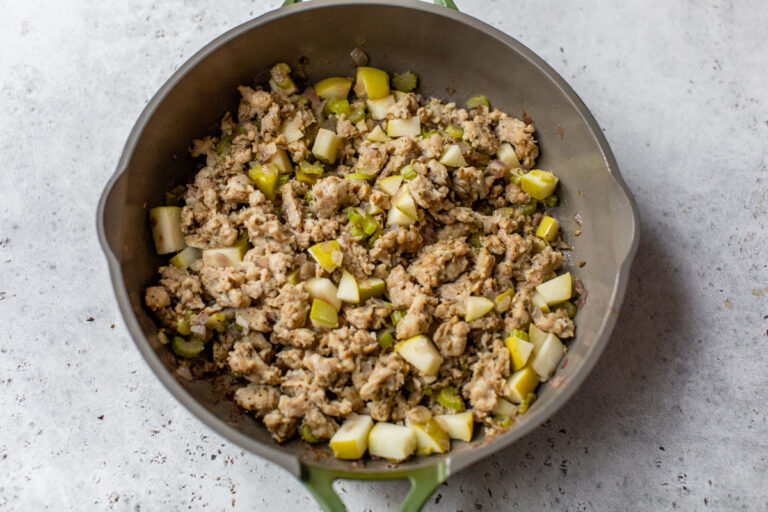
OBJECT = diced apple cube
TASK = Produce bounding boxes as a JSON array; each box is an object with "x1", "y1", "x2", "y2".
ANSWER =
[
  {"x1": 492, "y1": 397, "x2": 518, "y2": 418},
  {"x1": 530, "y1": 291, "x2": 551, "y2": 313},
  {"x1": 368, "y1": 422, "x2": 417, "y2": 462},
  {"x1": 434, "y1": 411, "x2": 474, "y2": 442},
  {"x1": 535, "y1": 215, "x2": 559, "y2": 242},
  {"x1": 504, "y1": 367, "x2": 539, "y2": 404},
  {"x1": 392, "y1": 187, "x2": 418, "y2": 219},
  {"x1": 387, "y1": 204, "x2": 417, "y2": 226},
  {"x1": 308, "y1": 240, "x2": 343, "y2": 273},
  {"x1": 268, "y1": 148, "x2": 293, "y2": 174},
  {"x1": 312, "y1": 128, "x2": 342, "y2": 164},
  {"x1": 395, "y1": 335, "x2": 443, "y2": 376},
  {"x1": 377, "y1": 175, "x2": 403, "y2": 196},
  {"x1": 358, "y1": 278, "x2": 386, "y2": 301},
  {"x1": 409, "y1": 418, "x2": 450, "y2": 455},
  {"x1": 149, "y1": 206, "x2": 186, "y2": 255},
  {"x1": 336, "y1": 270, "x2": 360, "y2": 304},
  {"x1": 520, "y1": 169, "x2": 559, "y2": 200},
  {"x1": 330, "y1": 413, "x2": 373, "y2": 460},
  {"x1": 314, "y1": 77, "x2": 353, "y2": 100},
  {"x1": 202, "y1": 244, "x2": 248, "y2": 268},
  {"x1": 355, "y1": 67, "x2": 390, "y2": 100},
  {"x1": 464, "y1": 296, "x2": 494, "y2": 322},
  {"x1": 535, "y1": 273, "x2": 572, "y2": 306},
  {"x1": 496, "y1": 142, "x2": 521, "y2": 169},
  {"x1": 494, "y1": 289, "x2": 515, "y2": 313},
  {"x1": 280, "y1": 116, "x2": 304, "y2": 143},
  {"x1": 366, "y1": 95, "x2": 396, "y2": 120},
  {"x1": 528, "y1": 324, "x2": 548, "y2": 353},
  {"x1": 366, "y1": 125, "x2": 392, "y2": 142},
  {"x1": 304, "y1": 277, "x2": 342, "y2": 311},
  {"x1": 504, "y1": 333, "x2": 534, "y2": 371},
  {"x1": 309, "y1": 298, "x2": 339, "y2": 329},
  {"x1": 387, "y1": 117, "x2": 421, "y2": 138},
  {"x1": 530, "y1": 332, "x2": 565, "y2": 381},
  {"x1": 439, "y1": 144, "x2": 468, "y2": 167},
  {"x1": 169, "y1": 247, "x2": 201, "y2": 268}
]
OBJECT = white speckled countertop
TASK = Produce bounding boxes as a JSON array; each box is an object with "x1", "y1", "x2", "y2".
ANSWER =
[{"x1": 1, "y1": 1, "x2": 767, "y2": 510}]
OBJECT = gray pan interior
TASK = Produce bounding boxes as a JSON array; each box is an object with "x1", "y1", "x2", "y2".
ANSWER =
[{"x1": 98, "y1": 0, "x2": 639, "y2": 508}]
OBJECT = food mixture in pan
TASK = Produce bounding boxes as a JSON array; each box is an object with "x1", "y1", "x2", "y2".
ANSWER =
[{"x1": 144, "y1": 62, "x2": 579, "y2": 461}]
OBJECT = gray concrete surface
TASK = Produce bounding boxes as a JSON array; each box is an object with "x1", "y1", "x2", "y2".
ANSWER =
[{"x1": 1, "y1": 0, "x2": 767, "y2": 510}]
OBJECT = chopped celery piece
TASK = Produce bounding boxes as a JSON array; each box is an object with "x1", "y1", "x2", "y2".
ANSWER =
[
  {"x1": 348, "y1": 105, "x2": 366, "y2": 124},
  {"x1": 504, "y1": 367, "x2": 539, "y2": 404},
  {"x1": 520, "y1": 169, "x2": 559, "y2": 200},
  {"x1": 439, "y1": 144, "x2": 468, "y2": 167},
  {"x1": 377, "y1": 329, "x2": 395, "y2": 350},
  {"x1": 392, "y1": 187, "x2": 418, "y2": 219},
  {"x1": 359, "y1": 277, "x2": 386, "y2": 300},
  {"x1": 496, "y1": 415, "x2": 513, "y2": 428},
  {"x1": 216, "y1": 136, "x2": 232, "y2": 155},
  {"x1": 312, "y1": 128, "x2": 342, "y2": 164},
  {"x1": 298, "y1": 159, "x2": 325, "y2": 175},
  {"x1": 268, "y1": 149, "x2": 293, "y2": 174},
  {"x1": 509, "y1": 328, "x2": 529, "y2": 341},
  {"x1": 467, "y1": 232, "x2": 482, "y2": 248},
  {"x1": 434, "y1": 411, "x2": 473, "y2": 442},
  {"x1": 324, "y1": 98, "x2": 350, "y2": 117},
  {"x1": 496, "y1": 143, "x2": 521, "y2": 169},
  {"x1": 369, "y1": 203, "x2": 383, "y2": 215},
  {"x1": 330, "y1": 414, "x2": 373, "y2": 459},
  {"x1": 391, "y1": 309, "x2": 407, "y2": 326},
  {"x1": 206, "y1": 312, "x2": 229, "y2": 333},
  {"x1": 556, "y1": 301, "x2": 578, "y2": 318},
  {"x1": 269, "y1": 62, "x2": 298, "y2": 94},
  {"x1": 504, "y1": 332, "x2": 534, "y2": 371},
  {"x1": 176, "y1": 310, "x2": 193, "y2": 336},
  {"x1": 170, "y1": 247, "x2": 201, "y2": 269},
  {"x1": 345, "y1": 206, "x2": 366, "y2": 225},
  {"x1": 392, "y1": 72, "x2": 418, "y2": 92},
  {"x1": 535, "y1": 273, "x2": 572, "y2": 306},
  {"x1": 518, "y1": 198, "x2": 538, "y2": 216},
  {"x1": 149, "y1": 206, "x2": 185, "y2": 255},
  {"x1": 436, "y1": 387, "x2": 465, "y2": 411},
  {"x1": 309, "y1": 298, "x2": 339, "y2": 329},
  {"x1": 400, "y1": 164, "x2": 417, "y2": 180},
  {"x1": 366, "y1": 125, "x2": 392, "y2": 142},
  {"x1": 361, "y1": 215, "x2": 379, "y2": 236},
  {"x1": 354, "y1": 66, "x2": 390, "y2": 100},
  {"x1": 494, "y1": 289, "x2": 515, "y2": 313},
  {"x1": 249, "y1": 163, "x2": 280, "y2": 201},
  {"x1": 518, "y1": 392, "x2": 537, "y2": 414},
  {"x1": 345, "y1": 172, "x2": 375, "y2": 180},
  {"x1": 392, "y1": 90, "x2": 408, "y2": 101},
  {"x1": 172, "y1": 336, "x2": 204, "y2": 358},
  {"x1": 314, "y1": 77, "x2": 353, "y2": 99},
  {"x1": 367, "y1": 230, "x2": 382, "y2": 248},
  {"x1": 387, "y1": 117, "x2": 421, "y2": 138},
  {"x1": 506, "y1": 168, "x2": 524, "y2": 185},
  {"x1": 295, "y1": 167, "x2": 319, "y2": 184},
  {"x1": 366, "y1": 95, "x2": 396, "y2": 120},
  {"x1": 464, "y1": 296, "x2": 494, "y2": 322},
  {"x1": 466, "y1": 95, "x2": 490, "y2": 110},
  {"x1": 377, "y1": 175, "x2": 403, "y2": 196},
  {"x1": 420, "y1": 129, "x2": 441, "y2": 139},
  {"x1": 301, "y1": 423, "x2": 321, "y2": 443},
  {"x1": 304, "y1": 277, "x2": 342, "y2": 311},
  {"x1": 410, "y1": 418, "x2": 450, "y2": 455},
  {"x1": 544, "y1": 195, "x2": 559, "y2": 207},
  {"x1": 445, "y1": 124, "x2": 464, "y2": 139},
  {"x1": 394, "y1": 335, "x2": 443, "y2": 376},
  {"x1": 535, "y1": 215, "x2": 560, "y2": 241},
  {"x1": 286, "y1": 268, "x2": 301, "y2": 285},
  {"x1": 337, "y1": 270, "x2": 360, "y2": 304},
  {"x1": 368, "y1": 422, "x2": 417, "y2": 462},
  {"x1": 307, "y1": 240, "x2": 343, "y2": 273},
  {"x1": 349, "y1": 225, "x2": 367, "y2": 240}
]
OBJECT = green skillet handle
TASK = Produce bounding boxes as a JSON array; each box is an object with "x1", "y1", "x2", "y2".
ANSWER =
[
  {"x1": 282, "y1": 0, "x2": 459, "y2": 10},
  {"x1": 301, "y1": 462, "x2": 448, "y2": 512}
]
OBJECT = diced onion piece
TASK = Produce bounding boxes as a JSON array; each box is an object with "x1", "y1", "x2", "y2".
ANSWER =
[
  {"x1": 387, "y1": 116, "x2": 421, "y2": 138},
  {"x1": 439, "y1": 144, "x2": 468, "y2": 167},
  {"x1": 366, "y1": 95, "x2": 396, "y2": 120},
  {"x1": 494, "y1": 289, "x2": 515, "y2": 313},
  {"x1": 149, "y1": 206, "x2": 185, "y2": 255},
  {"x1": 330, "y1": 413, "x2": 373, "y2": 459},
  {"x1": 434, "y1": 411, "x2": 474, "y2": 442},
  {"x1": 304, "y1": 277, "x2": 342, "y2": 311},
  {"x1": 312, "y1": 128, "x2": 342, "y2": 164},
  {"x1": 368, "y1": 422, "x2": 417, "y2": 462},
  {"x1": 535, "y1": 273, "x2": 572, "y2": 306},
  {"x1": 314, "y1": 77, "x2": 353, "y2": 100},
  {"x1": 395, "y1": 335, "x2": 443, "y2": 376}
]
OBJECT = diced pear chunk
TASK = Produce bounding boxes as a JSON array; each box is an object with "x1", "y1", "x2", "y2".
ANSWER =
[
  {"x1": 492, "y1": 397, "x2": 518, "y2": 418},
  {"x1": 439, "y1": 144, "x2": 468, "y2": 167},
  {"x1": 358, "y1": 277, "x2": 386, "y2": 300},
  {"x1": 202, "y1": 243, "x2": 248, "y2": 268},
  {"x1": 280, "y1": 116, "x2": 304, "y2": 143},
  {"x1": 504, "y1": 367, "x2": 539, "y2": 404},
  {"x1": 387, "y1": 117, "x2": 421, "y2": 138},
  {"x1": 336, "y1": 270, "x2": 360, "y2": 304},
  {"x1": 312, "y1": 128, "x2": 342, "y2": 164},
  {"x1": 366, "y1": 125, "x2": 392, "y2": 142},
  {"x1": 314, "y1": 77, "x2": 353, "y2": 100},
  {"x1": 377, "y1": 175, "x2": 403, "y2": 196},
  {"x1": 528, "y1": 324, "x2": 548, "y2": 353},
  {"x1": 395, "y1": 335, "x2": 443, "y2": 376},
  {"x1": 368, "y1": 422, "x2": 417, "y2": 462},
  {"x1": 249, "y1": 163, "x2": 280, "y2": 200},
  {"x1": 149, "y1": 206, "x2": 185, "y2": 255},
  {"x1": 355, "y1": 67, "x2": 390, "y2": 100},
  {"x1": 268, "y1": 148, "x2": 293, "y2": 174},
  {"x1": 435, "y1": 411, "x2": 474, "y2": 442},
  {"x1": 464, "y1": 296, "x2": 494, "y2": 322},
  {"x1": 494, "y1": 289, "x2": 515, "y2": 313},
  {"x1": 535, "y1": 272, "x2": 572, "y2": 306},
  {"x1": 330, "y1": 413, "x2": 373, "y2": 460},
  {"x1": 409, "y1": 418, "x2": 450, "y2": 455},
  {"x1": 504, "y1": 332, "x2": 534, "y2": 371},
  {"x1": 496, "y1": 142, "x2": 521, "y2": 169},
  {"x1": 310, "y1": 298, "x2": 339, "y2": 329},
  {"x1": 520, "y1": 169, "x2": 559, "y2": 200},
  {"x1": 304, "y1": 277, "x2": 342, "y2": 311},
  {"x1": 535, "y1": 215, "x2": 559, "y2": 241},
  {"x1": 530, "y1": 291, "x2": 551, "y2": 313},
  {"x1": 531, "y1": 332, "x2": 565, "y2": 381},
  {"x1": 308, "y1": 240, "x2": 343, "y2": 273},
  {"x1": 392, "y1": 187, "x2": 418, "y2": 219},
  {"x1": 387, "y1": 204, "x2": 417, "y2": 226},
  {"x1": 169, "y1": 247, "x2": 201, "y2": 268},
  {"x1": 366, "y1": 95, "x2": 396, "y2": 120}
]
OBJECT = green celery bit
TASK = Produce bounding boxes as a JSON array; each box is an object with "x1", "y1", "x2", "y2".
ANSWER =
[
  {"x1": 231, "y1": 371, "x2": 243, "y2": 378},
  {"x1": 298, "y1": 160, "x2": 325, "y2": 175},
  {"x1": 376, "y1": 329, "x2": 395, "y2": 350},
  {"x1": 270, "y1": 62, "x2": 295, "y2": 91},
  {"x1": 348, "y1": 105, "x2": 366, "y2": 123},
  {"x1": 345, "y1": 206, "x2": 366, "y2": 225},
  {"x1": 277, "y1": 174, "x2": 291, "y2": 187},
  {"x1": 367, "y1": 230, "x2": 382, "y2": 249},
  {"x1": 467, "y1": 232, "x2": 482, "y2": 248},
  {"x1": 236, "y1": 125, "x2": 247, "y2": 136},
  {"x1": 544, "y1": 195, "x2": 559, "y2": 207},
  {"x1": 296, "y1": 168, "x2": 318, "y2": 184},
  {"x1": 495, "y1": 415, "x2": 512, "y2": 428},
  {"x1": 206, "y1": 312, "x2": 229, "y2": 333},
  {"x1": 420, "y1": 129, "x2": 441, "y2": 139},
  {"x1": 391, "y1": 310, "x2": 407, "y2": 326},
  {"x1": 172, "y1": 336, "x2": 205, "y2": 358},
  {"x1": 518, "y1": 392, "x2": 537, "y2": 414},
  {"x1": 324, "y1": 98, "x2": 351, "y2": 116},
  {"x1": 349, "y1": 225, "x2": 367, "y2": 240},
  {"x1": 361, "y1": 215, "x2": 379, "y2": 236},
  {"x1": 344, "y1": 172, "x2": 375, "y2": 180},
  {"x1": 518, "y1": 198, "x2": 538, "y2": 216},
  {"x1": 400, "y1": 164, "x2": 417, "y2": 180},
  {"x1": 176, "y1": 310, "x2": 193, "y2": 336},
  {"x1": 466, "y1": 95, "x2": 490, "y2": 110},
  {"x1": 216, "y1": 136, "x2": 232, "y2": 155},
  {"x1": 445, "y1": 124, "x2": 464, "y2": 139},
  {"x1": 301, "y1": 423, "x2": 320, "y2": 443},
  {"x1": 392, "y1": 72, "x2": 418, "y2": 92},
  {"x1": 164, "y1": 185, "x2": 186, "y2": 206},
  {"x1": 286, "y1": 268, "x2": 301, "y2": 285},
  {"x1": 509, "y1": 329, "x2": 529, "y2": 341},
  {"x1": 555, "y1": 301, "x2": 578, "y2": 318},
  {"x1": 436, "y1": 387, "x2": 465, "y2": 411},
  {"x1": 423, "y1": 385, "x2": 433, "y2": 396}
]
